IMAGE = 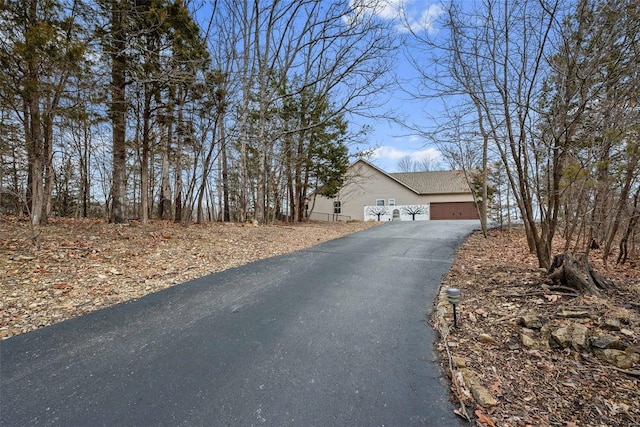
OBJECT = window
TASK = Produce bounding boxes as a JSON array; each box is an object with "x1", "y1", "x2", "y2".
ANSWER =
[
  {"x1": 333, "y1": 200, "x2": 341, "y2": 214},
  {"x1": 388, "y1": 199, "x2": 395, "y2": 206},
  {"x1": 376, "y1": 199, "x2": 385, "y2": 206}
]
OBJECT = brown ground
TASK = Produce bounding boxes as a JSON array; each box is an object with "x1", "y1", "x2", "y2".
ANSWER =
[
  {"x1": 437, "y1": 228, "x2": 640, "y2": 426},
  {"x1": 2, "y1": 217, "x2": 639, "y2": 425}
]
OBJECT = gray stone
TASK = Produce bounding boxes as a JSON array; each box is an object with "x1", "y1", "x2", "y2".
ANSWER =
[
  {"x1": 478, "y1": 334, "x2": 498, "y2": 344},
  {"x1": 521, "y1": 334, "x2": 537, "y2": 348},
  {"x1": 505, "y1": 339, "x2": 520, "y2": 350},
  {"x1": 590, "y1": 334, "x2": 625, "y2": 350},
  {"x1": 519, "y1": 315, "x2": 543, "y2": 329},
  {"x1": 521, "y1": 328, "x2": 535, "y2": 336},
  {"x1": 452, "y1": 356, "x2": 467, "y2": 368},
  {"x1": 594, "y1": 349, "x2": 640, "y2": 370},
  {"x1": 460, "y1": 368, "x2": 498, "y2": 407},
  {"x1": 603, "y1": 318, "x2": 622, "y2": 331},
  {"x1": 557, "y1": 309, "x2": 589, "y2": 318},
  {"x1": 550, "y1": 327, "x2": 571, "y2": 348},
  {"x1": 571, "y1": 323, "x2": 589, "y2": 351}
]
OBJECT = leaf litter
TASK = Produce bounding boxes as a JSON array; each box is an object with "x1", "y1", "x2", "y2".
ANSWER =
[{"x1": 436, "y1": 227, "x2": 640, "y2": 426}]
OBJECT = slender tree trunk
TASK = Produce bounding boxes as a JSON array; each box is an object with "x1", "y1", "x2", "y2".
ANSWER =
[
  {"x1": 159, "y1": 127, "x2": 171, "y2": 219},
  {"x1": 219, "y1": 110, "x2": 230, "y2": 222},
  {"x1": 23, "y1": 1, "x2": 46, "y2": 226},
  {"x1": 617, "y1": 187, "x2": 640, "y2": 265},
  {"x1": 110, "y1": 0, "x2": 128, "y2": 224},
  {"x1": 174, "y1": 90, "x2": 184, "y2": 223},
  {"x1": 603, "y1": 142, "x2": 639, "y2": 262},
  {"x1": 140, "y1": 87, "x2": 152, "y2": 225}
]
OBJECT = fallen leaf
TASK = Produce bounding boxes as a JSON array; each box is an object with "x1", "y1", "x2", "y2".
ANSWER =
[
  {"x1": 475, "y1": 410, "x2": 495, "y2": 427},
  {"x1": 544, "y1": 294, "x2": 560, "y2": 303},
  {"x1": 537, "y1": 362, "x2": 554, "y2": 372}
]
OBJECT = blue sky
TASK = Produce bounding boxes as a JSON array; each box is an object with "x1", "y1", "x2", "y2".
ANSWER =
[{"x1": 345, "y1": 0, "x2": 447, "y2": 172}]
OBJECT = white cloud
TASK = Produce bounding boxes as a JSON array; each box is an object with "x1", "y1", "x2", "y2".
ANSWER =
[
  {"x1": 346, "y1": 0, "x2": 444, "y2": 33},
  {"x1": 348, "y1": 0, "x2": 404, "y2": 20},
  {"x1": 372, "y1": 145, "x2": 441, "y2": 162},
  {"x1": 401, "y1": 4, "x2": 444, "y2": 34}
]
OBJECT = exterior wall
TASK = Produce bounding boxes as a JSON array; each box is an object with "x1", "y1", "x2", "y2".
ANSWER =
[
  {"x1": 311, "y1": 160, "x2": 474, "y2": 221},
  {"x1": 312, "y1": 161, "x2": 416, "y2": 220},
  {"x1": 363, "y1": 204, "x2": 429, "y2": 222}
]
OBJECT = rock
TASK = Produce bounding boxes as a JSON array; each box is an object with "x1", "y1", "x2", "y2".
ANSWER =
[
  {"x1": 452, "y1": 356, "x2": 467, "y2": 368},
  {"x1": 505, "y1": 339, "x2": 520, "y2": 350},
  {"x1": 571, "y1": 323, "x2": 589, "y2": 351},
  {"x1": 603, "y1": 318, "x2": 621, "y2": 331},
  {"x1": 557, "y1": 309, "x2": 589, "y2": 318},
  {"x1": 590, "y1": 334, "x2": 625, "y2": 350},
  {"x1": 620, "y1": 328, "x2": 634, "y2": 337},
  {"x1": 478, "y1": 334, "x2": 498, "y2": 344},
  {"x1": 594, "y1": 349, "x2": 640, "y2": 369},
  {"x1": 472, "y1": 384, "x2": 499, "y2": 407},
  {"x1": 460, "y1": 368, "x2": 498, "y2": 407},
  {"x1": 521, "y1": 334, "x2": 537, "y2": 348},
  {"x1": 550, "y1": 327, "x2": 571, "y2": 348},
  {"x1": 519, "y1": 315, "x2": 543, "y2": 329}
]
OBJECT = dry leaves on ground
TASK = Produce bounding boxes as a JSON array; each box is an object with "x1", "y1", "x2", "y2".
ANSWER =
[
  {"x1": 1, "y1": 216, "x2": 379, "y2": 340},
  {"x1": 436, "y1": 228, "x2": 640, "y2": 427}
]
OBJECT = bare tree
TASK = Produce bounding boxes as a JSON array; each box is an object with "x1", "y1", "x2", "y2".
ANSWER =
[
  {"x1": 208, "y1": 0, "x2": 395, "y2": 223},
  {"x1": 401, "y1": 205, "x2": 426, "y2": 221},
  {"x1": 405, "y1": 0, "x2": 566, "y2": 268},
  {"x1": 365, "y1": 205, "x2": 389, "y2": 221}
]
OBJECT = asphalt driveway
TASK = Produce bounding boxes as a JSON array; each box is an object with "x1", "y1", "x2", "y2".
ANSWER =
[{"x1": 1, "y1": 220, "x2": 479, "y2": 426}]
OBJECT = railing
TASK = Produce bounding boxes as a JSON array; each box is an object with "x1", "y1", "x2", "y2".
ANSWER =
[{"x1": 308, "y1": 212, "x2": 352, "y2": 222}]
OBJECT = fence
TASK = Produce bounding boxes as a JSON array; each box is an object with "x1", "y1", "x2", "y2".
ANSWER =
[{"x1": 308, "y1": 211, "x2": 352, "y2": 222}]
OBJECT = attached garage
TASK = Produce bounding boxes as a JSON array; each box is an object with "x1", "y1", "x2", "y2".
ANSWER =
[
  {"x1": 430, "y1": 202, "x2": 479, "y2": 220},
  {"x1": 311, "y1": 159, "x2": 479, "y2": 221}
]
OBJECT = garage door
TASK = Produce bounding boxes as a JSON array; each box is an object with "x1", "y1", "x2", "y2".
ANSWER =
[{"x1": 430, "y1": 202, "x2": 479, "y2": 220}]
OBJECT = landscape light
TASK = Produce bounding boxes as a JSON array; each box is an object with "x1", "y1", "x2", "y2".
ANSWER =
[{"x1": 446, "y1": 288, "x2": 461, "y2": 328}]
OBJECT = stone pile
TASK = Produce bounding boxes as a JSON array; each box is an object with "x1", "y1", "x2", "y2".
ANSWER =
[
  {"x1": 516, "y1": 312, "x2": 639, "y2": 370},
  {"x1": 433, "y1": 287, "x2": 639, "y2": 410}
]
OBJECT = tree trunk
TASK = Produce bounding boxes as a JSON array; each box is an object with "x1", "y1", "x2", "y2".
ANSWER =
[
  {"x1": 547, "y1": 253, "x2": 610, "y2": 295},
  {"x1": 109, "y1": 0, "x2": 128, "y2": 224},
  {"x1": 140, "y1": 87, "x2": 152, "y2": 225},
  {"x1": 617, "y1": 186, "x2": 640, "y2": 265},
  {"x1": 159, "y1": 122, "x2": 172, "y2": 219}
]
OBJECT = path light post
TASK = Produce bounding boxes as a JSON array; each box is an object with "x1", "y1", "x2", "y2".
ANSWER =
[{"x1": 446, "y1": 288, "x2": 461, "y2": 328}]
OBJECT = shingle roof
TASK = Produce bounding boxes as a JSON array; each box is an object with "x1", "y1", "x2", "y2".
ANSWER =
[{"x1": 388, "y1": 170, "x2": 471, "y2": 194}]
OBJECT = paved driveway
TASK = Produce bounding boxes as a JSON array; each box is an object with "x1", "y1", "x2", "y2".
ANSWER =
[{"x1": 1, "y1": 220, "x2": 479, "y2": 426}]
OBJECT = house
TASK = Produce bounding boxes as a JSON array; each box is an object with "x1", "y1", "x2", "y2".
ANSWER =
[{"x1": 310, "y1": 158, "x2": 479, "y2": 221}]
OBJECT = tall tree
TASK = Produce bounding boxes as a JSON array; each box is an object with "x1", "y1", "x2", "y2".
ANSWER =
[
  {"x1": 406, "y1": 0, "x2": 565, "y2": 267},
  {"x1": 104, "y1": 0, "x2": 129, "y2": 224},
  {"x1": 0, "y1": 0, "x2": 88, "y2": 225}
]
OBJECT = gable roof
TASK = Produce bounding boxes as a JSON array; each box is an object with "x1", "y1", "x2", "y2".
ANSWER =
[
  {"x1": 351, "y1": 158, "x2": 471, "y2": 195},
  {"x1": 389, "y1": 170, "x2": 471, "y2": 194}
]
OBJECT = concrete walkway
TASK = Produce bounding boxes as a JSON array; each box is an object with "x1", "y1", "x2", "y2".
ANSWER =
[{"x1": 1, "y1": 220, "x2": 479, "y2": 426}]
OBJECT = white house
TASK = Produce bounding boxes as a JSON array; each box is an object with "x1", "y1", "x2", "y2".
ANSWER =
[{"x1": 310, "y1": 158, "x2": 478, "y2": 221}]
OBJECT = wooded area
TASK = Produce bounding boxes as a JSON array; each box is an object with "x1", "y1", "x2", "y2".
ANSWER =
[
  {"x1": 0, "y1": 0, "x2": 639, "y2": 269},
  {"x1": 404, "y1": 0, "x2": 640, "y2": 268},
  {"x1": 0, "y1": 0, "x2": 393, "y2": 226}
]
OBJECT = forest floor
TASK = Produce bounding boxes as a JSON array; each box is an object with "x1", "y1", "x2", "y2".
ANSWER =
[
  {"x1": 1, "y1": 217, "x2": 639, "y2": 426},
  {"x1": 436, "y1": 228, "x2": 640, "y2": 427}
]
